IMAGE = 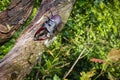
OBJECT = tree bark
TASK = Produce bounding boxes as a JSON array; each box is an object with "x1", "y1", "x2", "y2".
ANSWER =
[
  {"x1": 0, "y1": 0, "x2": 34, "y2": 44},
  {"x1": 0, "y1": 0, "x2": 75, "y2": 80}
]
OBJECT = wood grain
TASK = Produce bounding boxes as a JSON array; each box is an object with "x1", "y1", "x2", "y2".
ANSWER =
[{"x1": 0, "y1": 0, "x2": 34, "y2": 44}]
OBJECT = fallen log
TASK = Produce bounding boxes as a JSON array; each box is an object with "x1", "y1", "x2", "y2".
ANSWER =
[
  {"x1": 0, "y1": 0, "x2": 75, "y2": 80},
  {"x1": 0, "y1": 0, "x2": 34, "y2": 44}
]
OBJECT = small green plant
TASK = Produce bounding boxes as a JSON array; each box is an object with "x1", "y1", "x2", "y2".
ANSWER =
[
  {"x1": 0, "y1": 0, "x2": 11, "y2": 12},
  {"x1": 80, "y1": 68, "x2": 96, "y2": 80}
]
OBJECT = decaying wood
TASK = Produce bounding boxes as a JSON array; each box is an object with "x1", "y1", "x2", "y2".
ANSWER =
[
  {"x1": 0, "y1": 0, "x2": 34, "y2": 44},
  {"x1": 0, "y1": 0, "x2": 75, "y2": 80}
]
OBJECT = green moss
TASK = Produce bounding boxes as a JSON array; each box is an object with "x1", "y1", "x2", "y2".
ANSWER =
[{"x1": 0, "y1": 0, "x2": 11, "y2": 12}]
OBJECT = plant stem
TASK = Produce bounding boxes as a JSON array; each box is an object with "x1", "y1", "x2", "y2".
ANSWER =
[{"x1": 63, "y1": 45, "x2": 87, "y2": 79}]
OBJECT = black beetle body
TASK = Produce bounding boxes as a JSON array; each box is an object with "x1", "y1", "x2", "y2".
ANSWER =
[{"x1": 34, "y1": 14, "x2": 62, "y2": 41}]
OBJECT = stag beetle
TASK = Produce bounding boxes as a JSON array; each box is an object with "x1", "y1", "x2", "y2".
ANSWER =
[{"x1": 34, "y1": 14, "x2": 62, "y2": 41}]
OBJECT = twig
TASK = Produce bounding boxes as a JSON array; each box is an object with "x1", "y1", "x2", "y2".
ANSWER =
[
  {"x1": 63, "y1": 45, "x2": 87, "y2": 79},
  {"x1": 80, "y1": 44, "x2": 94, "y2": 59},
  {"x1": 94, "y1": 71, "x2": 104, "y2": 80}
]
